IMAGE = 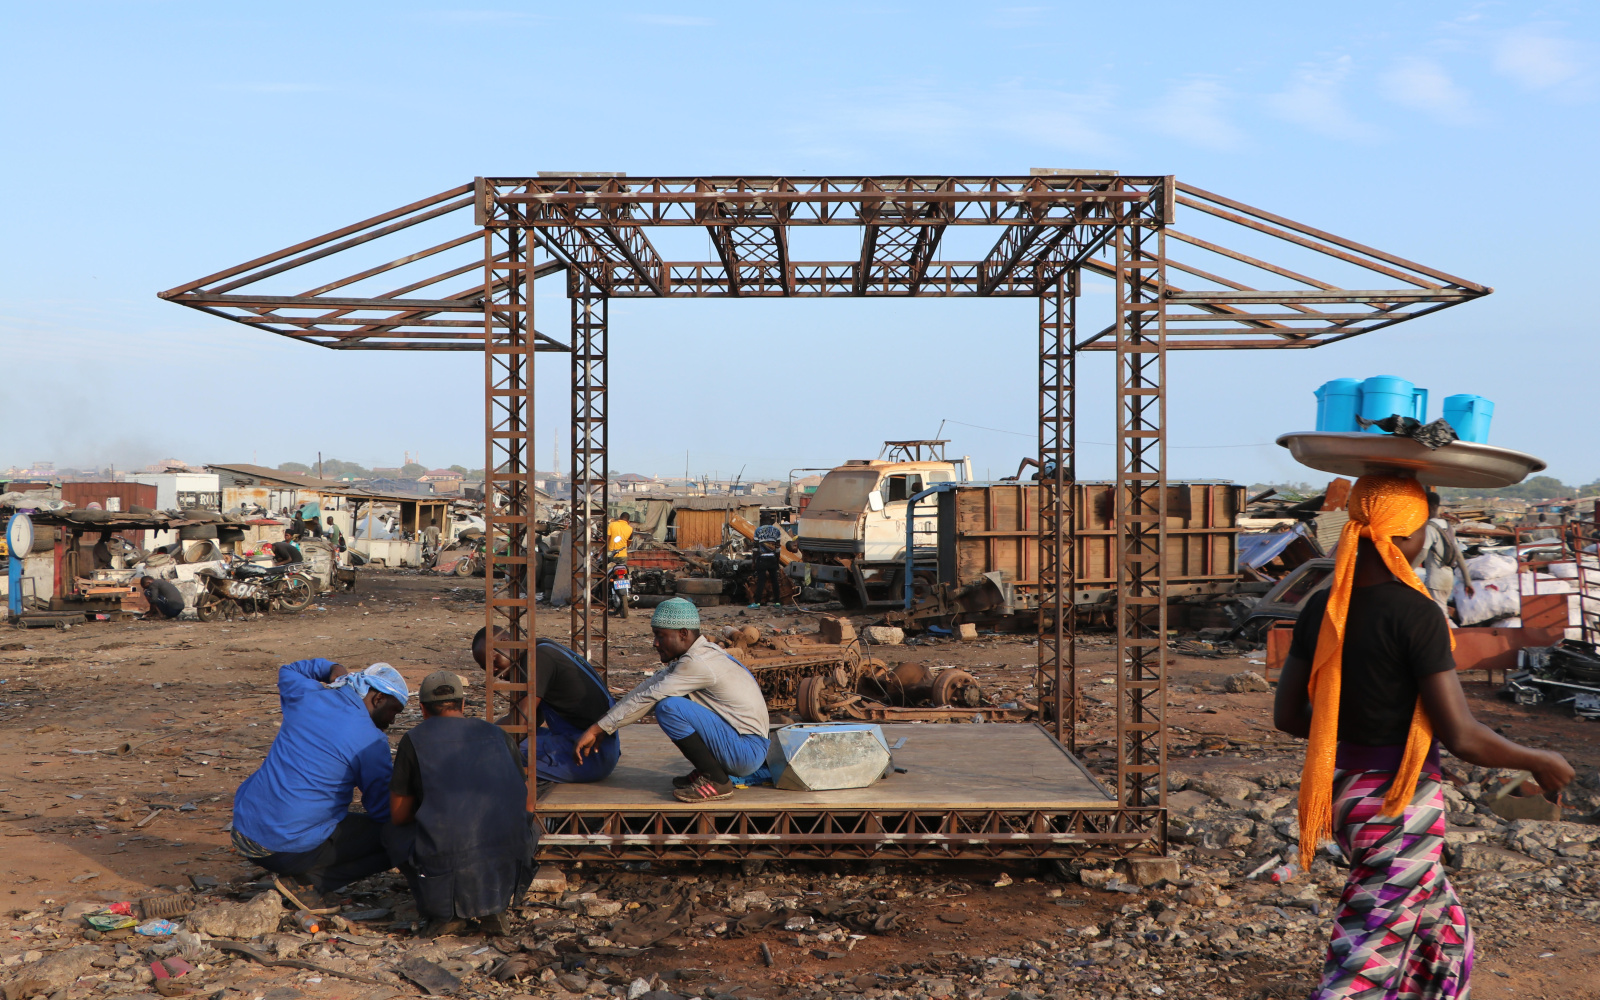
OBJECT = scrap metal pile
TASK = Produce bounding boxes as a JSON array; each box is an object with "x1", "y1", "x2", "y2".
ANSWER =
[
  {"x1": 713, "y1": 619, "x2": 1020, "y2": 723},
  {"x1": 1504, "y1": 639, "x2": 1600, "y2": 720}
]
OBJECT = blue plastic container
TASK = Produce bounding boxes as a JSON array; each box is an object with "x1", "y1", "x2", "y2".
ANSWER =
[
  {"x1": 1359, "y1": 376, "x2": 1427, "y2": 432},
  {"x1": 1443, "y1": 394, "x2": 1494, "y2": 443},
  {"x1": 1314, "y1": 378, "x2": 1364, "y2": 432}
]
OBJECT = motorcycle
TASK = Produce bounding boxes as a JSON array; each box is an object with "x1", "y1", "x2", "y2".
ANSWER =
[
  {"x1": 593, "y1": 556, "x2": 631, "y2": 618},
  {"x1": 195, "y1": 560, "x2": 317, "y2": 621}
]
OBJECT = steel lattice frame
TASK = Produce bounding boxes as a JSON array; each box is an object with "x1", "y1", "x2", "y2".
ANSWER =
[
  {"x1": 569, "y1": 282, "x2": 609, "y2": 669},
  {"x1": 161, "y1": 172, "x2": 1490, "y2": 860},
  {"x1": 1037, "y1": 277, "x2": 1076, "y2": 749}
]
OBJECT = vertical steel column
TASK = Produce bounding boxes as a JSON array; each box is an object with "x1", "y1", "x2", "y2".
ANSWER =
[
  {"x1": 1113, "y1": 216, "x2": 1168, "y2": 824},
  {"x1": 1037, "y1": 274, "x2": 1077, "y2": 749},
  {"x1": 569, "y1": 278, "x2": 609, "y2": 671},
  {"x1": 482, "y1": 222, "x2": 536, "y2": 806}
]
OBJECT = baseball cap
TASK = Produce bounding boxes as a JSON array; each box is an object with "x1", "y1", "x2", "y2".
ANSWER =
[{"x1": 419, "y1": 670, "x2": 467, "y2": 704}]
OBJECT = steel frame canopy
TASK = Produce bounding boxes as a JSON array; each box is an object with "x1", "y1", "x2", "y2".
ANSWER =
[{"x1": 161, "y1": 171, "x2": 1488, "y2": 861}]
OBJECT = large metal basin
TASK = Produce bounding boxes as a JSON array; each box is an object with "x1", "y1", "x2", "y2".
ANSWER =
[{"x1": 1275, "y1": 432, "x2": 1545, "y2": 488}]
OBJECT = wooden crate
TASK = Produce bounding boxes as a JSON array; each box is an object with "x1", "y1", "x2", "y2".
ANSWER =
[{"x1": 674, "y1": 509, "x2": 729, "y2": 550}]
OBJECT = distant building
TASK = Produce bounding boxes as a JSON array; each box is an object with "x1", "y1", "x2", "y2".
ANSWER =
[{"x1": 205, "y1": 463, "x2": 340, "y2": 514}]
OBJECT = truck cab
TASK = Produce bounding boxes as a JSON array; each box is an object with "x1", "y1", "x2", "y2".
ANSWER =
[{"x1": 794, "y1": 441, "x2": 968, "y2": 606}]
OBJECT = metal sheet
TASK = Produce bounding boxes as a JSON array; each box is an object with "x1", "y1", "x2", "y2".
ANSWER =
[{"x1": 1276, "y1": 432, "x2": 1545, "y2": 488}]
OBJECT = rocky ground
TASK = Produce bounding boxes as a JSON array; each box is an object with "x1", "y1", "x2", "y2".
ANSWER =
[{"x1": 2, "y1": 570, "x2": 1598, "y2": 1000}]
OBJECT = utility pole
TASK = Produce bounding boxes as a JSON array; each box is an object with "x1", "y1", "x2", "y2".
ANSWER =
[{"x1": 318, "y1": 451, "x2": 323, "y2": 480}]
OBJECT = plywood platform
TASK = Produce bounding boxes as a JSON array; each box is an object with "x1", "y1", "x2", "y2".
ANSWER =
[{"x1": 538, "y1": 722, "x2": 1113, "y2": 812}]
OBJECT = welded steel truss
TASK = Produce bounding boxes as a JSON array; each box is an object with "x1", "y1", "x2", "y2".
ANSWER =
[{"x1": 161, "y1": 172, "x2": 1489, "y2": 859}]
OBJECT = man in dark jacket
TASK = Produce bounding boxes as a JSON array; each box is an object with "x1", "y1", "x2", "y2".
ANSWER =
[{"x1": 383, "y1": 671, "x2": 533, "y2": 936}]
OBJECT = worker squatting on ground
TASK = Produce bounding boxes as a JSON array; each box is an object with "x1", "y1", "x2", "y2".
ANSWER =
[
  {"x1": 472, "y1": 627, "x2": 620, "y2": 786},
  {"x1": 1274, "y1": 475, "x2": 1574, "y2": 1000},
  {"x1": 138, "y1": 574, "x2": 184, "y2": 620},
  {"x1": 231, "y1": 661, "x2": 407, "y2": 901},
  {"x1": 575, "y1": 597, "x2": 769, "y2": 803},
  {"x1": 382, "y1": 670, "x2": 533, "y2": 937}
]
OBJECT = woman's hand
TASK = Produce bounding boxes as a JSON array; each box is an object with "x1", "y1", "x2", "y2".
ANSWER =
[{"x1": 1531, "y1": 750, "x2": 1575, "y2": 800}]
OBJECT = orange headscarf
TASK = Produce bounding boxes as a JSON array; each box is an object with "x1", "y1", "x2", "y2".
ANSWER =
[{"x1": 1297, "y1": 474, "x2": 1451, "y2": 869}]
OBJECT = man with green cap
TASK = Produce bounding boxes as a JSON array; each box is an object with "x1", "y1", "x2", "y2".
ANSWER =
[{"x1": 574, "y1": 597, "x2": 769, "y2": 802}]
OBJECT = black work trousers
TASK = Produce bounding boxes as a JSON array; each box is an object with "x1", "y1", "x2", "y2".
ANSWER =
[
  {"x1": 252, "y1": 814, "x2": 392, "y2": 893},
  {"x1": 752, "y1": 555, "x2": 783, "y2": 605}
]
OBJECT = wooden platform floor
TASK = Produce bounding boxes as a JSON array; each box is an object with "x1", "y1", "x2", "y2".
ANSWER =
[{"x1": 537, "y1": 723, "x2": 1114, "y2": 812}]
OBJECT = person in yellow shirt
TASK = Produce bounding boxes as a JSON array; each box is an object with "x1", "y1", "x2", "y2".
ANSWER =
[{"x1": 606, "y1": 513, "x2": 633, "y2": 559}]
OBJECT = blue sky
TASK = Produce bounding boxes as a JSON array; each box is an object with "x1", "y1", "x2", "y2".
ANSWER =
[{"x1": 2, "y1": 2, "x2": 1595, "y2": 486}]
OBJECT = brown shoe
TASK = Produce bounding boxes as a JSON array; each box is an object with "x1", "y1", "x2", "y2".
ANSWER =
[
  {"x1": 475, "y1": 911, "x2": 511, "y2": 936},
  {"x1": 672, "y1": 774, "x2": 734, "y2": 802},
  {"x1": 671, "y1": 769, "x2": 703, "y2": 789}
]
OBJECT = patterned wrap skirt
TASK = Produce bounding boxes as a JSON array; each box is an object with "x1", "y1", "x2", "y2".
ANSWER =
[{"x1": 1311, "y1": 769, "x2": 1474, "y2": 1000}]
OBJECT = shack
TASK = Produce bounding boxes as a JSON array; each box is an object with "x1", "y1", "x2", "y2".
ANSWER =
[
  {"x1": 206, "y1": 463, "x2": 341, "y2": 516},
  {"x1": 611, "y1": 494, "x2": 766, "y2": 549},
  {"x1": 319, "y1": 487, "x2": 451, "y2": 567}
]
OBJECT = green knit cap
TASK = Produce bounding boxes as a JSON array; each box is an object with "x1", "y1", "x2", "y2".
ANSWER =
[{"x1": 651, "y1": 597, "x2": 701, "y2": 630}]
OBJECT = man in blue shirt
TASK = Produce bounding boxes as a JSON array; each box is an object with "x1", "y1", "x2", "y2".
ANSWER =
[{"x1": 231, "y1": 659, "x2": 408, "y2": 899}]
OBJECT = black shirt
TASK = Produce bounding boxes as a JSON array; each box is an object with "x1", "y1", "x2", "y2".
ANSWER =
[
  {"x1": 390, "y1": 720, "x2": 523, "y2": 804},
  {"x1": 534, "y1": 642, "x2": 611, "y2": 728},
  {"x1": 145, "y1": 579, "x2": 185, "y2": 619},
  {"x1": 270, "y1": 540, "x2": 301, "y2": 564},
  {"x1": 1289, "y1": 580, "x2": 1455, "y2": 746}
]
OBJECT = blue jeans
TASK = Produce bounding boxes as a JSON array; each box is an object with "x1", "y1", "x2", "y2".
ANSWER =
[
  {"x1": 524, "y1": 706, "x2": 620, "y2": 784},
  {"x1": 654, "y1": 696, "x2": 769, "y2": 777}
]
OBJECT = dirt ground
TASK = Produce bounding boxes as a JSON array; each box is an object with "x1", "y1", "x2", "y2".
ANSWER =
[{"x1": 3, "y1": 569, "x2": 1598, "y2": 999}]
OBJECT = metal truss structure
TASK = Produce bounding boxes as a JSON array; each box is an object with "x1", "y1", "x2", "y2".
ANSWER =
[{"x1": 162, "y1": 171, "x2": 1489, "y2": 857}]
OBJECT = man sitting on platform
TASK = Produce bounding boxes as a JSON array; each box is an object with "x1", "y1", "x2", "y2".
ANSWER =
[
  {"x1": 472, "y1": 628, "x2": 620, "y2": 786},
  {"x1": 574, "y1": 598, "x2": 769, "y2": 803}
]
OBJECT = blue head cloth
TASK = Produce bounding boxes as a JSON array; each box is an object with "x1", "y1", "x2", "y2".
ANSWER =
[
  {"x1": 329, "y1": 662, "x2": 410, "y2": 707},
  {"x1": 650, "y1": 597, "x2": 701, "y2": 630}
]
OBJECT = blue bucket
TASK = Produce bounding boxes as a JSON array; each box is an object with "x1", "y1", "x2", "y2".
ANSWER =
[
  {"x1": 1359, "y1": 376, "x2": 1427, "y2": 432},
  {"x1": 1443, "y1": 394, "x2": 1494, "y2": 443},
  {"x1": 1314, "y1": 378, "x2": 1363, "y2": 432}
]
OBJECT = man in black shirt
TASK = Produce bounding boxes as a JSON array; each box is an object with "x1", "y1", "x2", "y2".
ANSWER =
[
  {"x1": 471, "y1": 628, "x2": 620, "y2": 784},
  {"x1": 270, "y1": 532, "x2": 302, "y2": 566},
  {"x1": 138, "y1": 576, "x2": 185, "y2": 619},
  {"x1": 384, "y1": 670, "x2": 532, "y2": 937}
]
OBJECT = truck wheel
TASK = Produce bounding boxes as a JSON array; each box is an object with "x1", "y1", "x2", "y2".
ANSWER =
[{"x1": 797, "y1": 675, "x2": 828, "y2": 722}]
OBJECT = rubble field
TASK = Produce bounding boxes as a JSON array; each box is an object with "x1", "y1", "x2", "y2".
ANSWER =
[{"x1": 3, "y1": 570, "x2": 1598, "y2": 1000}]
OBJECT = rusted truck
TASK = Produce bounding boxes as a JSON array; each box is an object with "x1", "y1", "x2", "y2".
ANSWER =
[
  {"x1": 794, "y1": 445, "x2": 1243, "y2": 619},
  {"x1": 790, "y1": 441, "x2": 969, "y2": 607}
]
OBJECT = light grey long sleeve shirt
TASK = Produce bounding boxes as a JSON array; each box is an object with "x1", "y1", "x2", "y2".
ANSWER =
[
  {"x1": 597, "y1": 635, "x2": 770, "y2": 737},
  {"x1": 1421, "y1": 518, "x2": 1471, "y2": 593}
]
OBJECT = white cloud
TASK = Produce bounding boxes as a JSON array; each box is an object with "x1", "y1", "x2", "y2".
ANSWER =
[
  {"x1": 1146, "y1": 80, "x2": 1246, "y2": 151},
  {"x1": 1494, "y1": 29, "x2": 1584, "y2": 91},
  {"x1": 1265, "y1": 56, "x2": 1380, "y2": 141},
  {"x1": 1381, "y1": 57, "x2": 1474, "y2": 123}
]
